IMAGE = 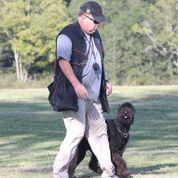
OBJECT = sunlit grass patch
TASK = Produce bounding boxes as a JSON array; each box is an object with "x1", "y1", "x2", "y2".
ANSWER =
[{"x1": 0, "y1": 86, "x2": 178, "y2": 177}]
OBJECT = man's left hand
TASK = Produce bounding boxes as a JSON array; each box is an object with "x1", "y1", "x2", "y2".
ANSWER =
[{"x1": 106, "y1": 82, "x2": 112, "y2": 96}]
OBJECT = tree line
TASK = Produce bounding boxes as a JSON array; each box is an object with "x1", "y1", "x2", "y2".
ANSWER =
[{"x1": 0, "y1": 0, "x2": 178, "y2": 85}]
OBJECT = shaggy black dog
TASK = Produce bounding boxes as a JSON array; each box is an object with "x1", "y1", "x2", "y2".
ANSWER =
[{"x1": 68, "y1": 102, "x2": 135, "y2": 178}]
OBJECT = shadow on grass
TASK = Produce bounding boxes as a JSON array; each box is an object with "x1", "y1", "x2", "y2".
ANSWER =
[
  {"x1": 0, "y1": 89, "x2": 178, "y2": 176},
  {"x1": 130, "y1": 163, "x2": 178, "y2": 174}
]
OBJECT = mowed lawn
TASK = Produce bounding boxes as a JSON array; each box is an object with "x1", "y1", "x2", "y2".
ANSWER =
[{"x1": 0, "y1": 86, "x2": 178, "y2": 178}]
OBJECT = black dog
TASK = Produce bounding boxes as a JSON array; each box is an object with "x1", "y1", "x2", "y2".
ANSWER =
[{"x1": 68, "y1": 102, "x2": 135, "y2": 178}]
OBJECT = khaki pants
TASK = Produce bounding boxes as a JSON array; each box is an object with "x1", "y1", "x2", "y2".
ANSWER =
[{"x1": 53, "y1": 99, "x2": 116, "y2": 178}]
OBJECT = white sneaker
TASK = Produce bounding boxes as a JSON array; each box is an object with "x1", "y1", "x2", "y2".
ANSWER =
[{"x1": 101, "y1": 170, "x2": 118, "y2": 178}]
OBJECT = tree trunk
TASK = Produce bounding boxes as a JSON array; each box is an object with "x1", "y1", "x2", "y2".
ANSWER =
[
  {"x1": 14, "y1": 49, "x2": 20, "y2": 80},
  {"x1": 14, "y1": 49, "x2": 28, "y2": 82},
  {"x1": 22, "y1": 66, "x2": 28, "y2": 82},
  {"x1": 112, "y1": 36, "x2": 117, "y2": 85},
  {"x1": 176, "y1": 0, "x2": 178, "y2": 33},
  {"x1": 167, "y1": 58, "x2": 173, "y2": 77}
]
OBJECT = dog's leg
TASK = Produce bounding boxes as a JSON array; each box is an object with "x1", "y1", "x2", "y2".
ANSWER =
[
  {"x1": 68, "y1": 149, "x2": 79, "y2": 178},
  {"x1": 111, "y1": 153, "x2": 132, "y2": 178},
  {"x1": 88, "y1": 152, "x2": 102, "y2": 174},
  {"x1": 68, "y1": 145, "x2": 88, "y2": 178}
]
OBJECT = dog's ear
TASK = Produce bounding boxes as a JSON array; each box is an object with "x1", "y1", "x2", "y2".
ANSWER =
[
  {"x1": 131, "y1": 105, "x2": 136, "y2": 114},
  {"x1": 127, "y1": 102, "x2": 136, "y2": 114},
  {"x1": 118, "y1": 104, "x2": 122, "y2": 111}
]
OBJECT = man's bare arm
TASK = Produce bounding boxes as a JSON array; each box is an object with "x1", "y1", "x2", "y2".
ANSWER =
[{"x1": 59, "y1": 59, "x2": 88, "y2": 100}]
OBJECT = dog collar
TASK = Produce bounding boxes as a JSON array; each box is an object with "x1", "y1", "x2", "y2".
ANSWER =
[
  {"x1": 115, "y1": 120, "x2": 129, "y2": 138},
  {"x1": 117, "y1": 126, "x2": 129, "y2": 138},
  {"x1": 123, "y1": 133, "x2": 129, "y2": 138}
]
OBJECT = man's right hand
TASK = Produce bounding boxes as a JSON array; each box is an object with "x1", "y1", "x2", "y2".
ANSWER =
[{"x1": 74, "y1": 83, "x2": 89, "y2": 100}]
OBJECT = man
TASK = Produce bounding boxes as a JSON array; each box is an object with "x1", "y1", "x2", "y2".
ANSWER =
[{"x1": 52, "y1": 1, "x2": 117, "y2": 178}]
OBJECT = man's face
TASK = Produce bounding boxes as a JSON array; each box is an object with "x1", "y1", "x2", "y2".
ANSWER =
[{"x1": 82, "y1": 13, "x2": 100, "y2": 34}]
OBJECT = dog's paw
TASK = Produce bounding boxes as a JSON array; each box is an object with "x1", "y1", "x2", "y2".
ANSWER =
[
  {"x1": 96, "y1": 167, "x2": 102, "y2": 174},
  {"x1": 69, "y1": 176, "x2": 78, "y2": 178},
  {"x1": 89, "y1": 164, "x2": 102, "y2": 174}
]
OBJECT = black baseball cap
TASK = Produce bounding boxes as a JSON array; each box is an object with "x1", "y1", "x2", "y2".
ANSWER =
[{"x1": 80, "y1": 1, "x2": 106, "y2": 23}]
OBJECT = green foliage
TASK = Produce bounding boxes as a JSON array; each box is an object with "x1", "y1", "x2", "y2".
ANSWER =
[
  {"x1": 0, "y1": 0, "x2": 70, "y2": 76},
  {"x1": 135, "y1": 0, "x2": 178, "y2": 82},
  {"x1": 0, "y1": 33, "x2": 13, "y2": 68},
  {"x1": 0, "y1": 0, "x2": 178, "y2": 85},
  {"x1": 69, "y1": 0, "x2": 178, "y2": 85}
]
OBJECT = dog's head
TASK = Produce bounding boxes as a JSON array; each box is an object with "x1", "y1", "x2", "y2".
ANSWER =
[{"x1": 117, "y1": 102, "x2": 135, "y2": 125}]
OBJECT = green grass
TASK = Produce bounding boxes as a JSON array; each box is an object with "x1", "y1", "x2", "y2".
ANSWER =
[{"x1": 0, "y1": 86, "x2": 178, "y2": 178}]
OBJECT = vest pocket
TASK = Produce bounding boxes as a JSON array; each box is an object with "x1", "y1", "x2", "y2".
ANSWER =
[{"x1": 48, "y1": 73, "x2": 78, "y2": 112}]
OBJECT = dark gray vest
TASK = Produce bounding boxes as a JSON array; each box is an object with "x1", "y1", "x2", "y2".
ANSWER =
[{"x1": 48, "y1": 22, "x2": 109, "y2": 112}]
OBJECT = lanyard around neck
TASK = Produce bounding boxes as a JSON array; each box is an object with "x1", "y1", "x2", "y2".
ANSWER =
[{"x1": 88, "y1": 36, "x2": 97, "y2": 61}]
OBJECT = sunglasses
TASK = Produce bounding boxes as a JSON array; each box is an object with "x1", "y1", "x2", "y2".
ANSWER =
[{"x1": 83, "y1": 14, "x2": 100, "y2": 25}]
